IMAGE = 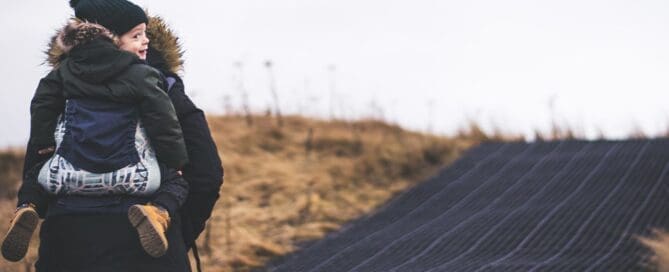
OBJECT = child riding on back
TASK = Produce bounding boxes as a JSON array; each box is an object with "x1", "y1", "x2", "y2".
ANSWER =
[{"x1": 2, "y1": 0, "x2": 190, "y2": 261}]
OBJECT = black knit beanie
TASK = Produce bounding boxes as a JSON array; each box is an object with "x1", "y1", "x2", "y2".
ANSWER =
[{"x1": 69, "y1": 0, "x2": 148, "y2": 35}]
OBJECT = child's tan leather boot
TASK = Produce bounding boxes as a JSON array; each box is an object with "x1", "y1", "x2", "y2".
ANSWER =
[
  {"x1": 128, "y1": 203, "x2": 171, "y2": 257},
  {"x1": 1, "y1": 204, "x2": 38, "y2": 262}
]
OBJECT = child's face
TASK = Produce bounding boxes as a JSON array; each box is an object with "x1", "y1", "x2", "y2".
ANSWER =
[{"x1": 118, "y1": 23, "x2": 149, "y2": 60}]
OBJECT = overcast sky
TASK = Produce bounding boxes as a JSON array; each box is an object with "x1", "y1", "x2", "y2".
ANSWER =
[{"x1": 2, "y1": 0, "x2": 669, "y2": 147}]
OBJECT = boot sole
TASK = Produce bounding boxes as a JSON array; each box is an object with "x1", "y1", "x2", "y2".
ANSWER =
[
  {"x1": 128, "y1": 205, "x2": 168, "y2": 257},
  {"x1": 1, "y1": 209, "x2": 38, "y2": 262}
]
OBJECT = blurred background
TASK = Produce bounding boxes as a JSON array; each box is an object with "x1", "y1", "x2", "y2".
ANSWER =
[
  {"x1": 2, "y1": 1, "x2": 669, "y2": 271},
  {"x1": 3, "y1": 0, "x2": 669, "y2": 147}
]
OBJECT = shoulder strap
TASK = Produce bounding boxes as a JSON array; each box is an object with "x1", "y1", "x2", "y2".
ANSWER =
[
  {"x1": 192, "y1": 244, "x2": 203, "y2": 272},
  {"x1": 165, "y1": 77, "x2": 177, "y2": 93}
]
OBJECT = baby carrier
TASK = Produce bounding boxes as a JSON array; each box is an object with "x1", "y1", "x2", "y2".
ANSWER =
[{"x1": 38, "y1": 99, "x2": 161, "y2": 196}]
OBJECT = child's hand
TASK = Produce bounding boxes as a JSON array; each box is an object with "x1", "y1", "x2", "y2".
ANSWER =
[
  {"x1": 37, "y1": 146, "x2": 55, "y2": 155},
  {"x1": 176, "y1": 170, "x2": 183, "y2": 176}
]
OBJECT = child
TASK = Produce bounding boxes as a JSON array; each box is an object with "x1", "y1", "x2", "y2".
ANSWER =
[{"x1": 1, "y1": 0, "x2": 189, "y2": 261}]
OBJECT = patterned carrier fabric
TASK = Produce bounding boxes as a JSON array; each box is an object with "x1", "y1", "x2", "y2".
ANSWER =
[{"x1": 37, "y1": 114, "x2": 161, "y2": 196}]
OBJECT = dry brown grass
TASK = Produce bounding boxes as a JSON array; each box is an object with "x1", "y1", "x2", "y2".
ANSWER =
[
  {"x1": 200, "y1": 115, "x2": 473, "y2": 271},
  {"x1": 0, "y1": 115, "x2": 478, "y2": 271},
  {"x1": 0, "y1": 149, "x2": 24, "y2": 199}
]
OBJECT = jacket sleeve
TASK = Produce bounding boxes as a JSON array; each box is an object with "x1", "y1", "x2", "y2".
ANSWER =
[
  {"x1": 131, "y1": 66, "x2": 189, "y2": 169},
  {"x1": 18, "y1": 141, "x2": 51, "y2": 217},
  {"x1": 167, "y1": 76, "x2": 224, "y2": 248},
  {"x1": 19, "y1": 70, "x2": 65, "y2": 214},
  {"x1": 29, "y1": 70, "x2": 65, "y2": 152}
]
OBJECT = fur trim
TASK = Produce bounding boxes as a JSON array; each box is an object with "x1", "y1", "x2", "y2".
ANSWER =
[
  {"x1": 45, "y1": 14, "x2": 184, "y2": 74},
  {"x1": 45, "y1": 18, "x2": 118, "y2": 68},
  {"x1": 45, "y1": 32, "x2": 65, "y2": 68},
  {"x1": 146, "y1": 13, "x2": 184, "y2": 74}
]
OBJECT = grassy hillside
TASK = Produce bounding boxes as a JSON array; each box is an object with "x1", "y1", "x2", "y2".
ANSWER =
[{"x1": 0, "y1": 115, "x2": 477, "y2": 271}]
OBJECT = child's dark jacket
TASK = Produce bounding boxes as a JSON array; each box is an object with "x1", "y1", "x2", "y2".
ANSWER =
[{"x1": 30, "y1": 20, "x2": 188, "y2": 174}]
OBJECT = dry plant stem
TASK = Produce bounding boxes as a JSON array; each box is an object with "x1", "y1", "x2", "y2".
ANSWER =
[
  {"x1": 225, "y1": 196, "x2": 232, "y2": 255},
  {"x1": 234, "y1": 62, "x2": 253, "y2": 127},
  {"x1": 265, "y1": 61, "x2": 283, "y2": 128}
]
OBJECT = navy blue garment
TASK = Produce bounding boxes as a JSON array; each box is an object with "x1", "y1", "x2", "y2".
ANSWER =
[{"x1": 58, "y1": 98, "x2": 139, "y2": 173}]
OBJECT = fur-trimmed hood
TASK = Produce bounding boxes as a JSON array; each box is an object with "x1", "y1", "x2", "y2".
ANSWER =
[
  {"x1": 46, "y1": 13, "x2": 184, "y2": 75},
  {"x1": 53, "y1": 19, "x2": 117, "y2": 55},
  {"x1": 46, "y1": 19, "x2": 117, "y2": 67},
  {"x1": 145, "y1": 14, "x2": 184, "y2": 75}
]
